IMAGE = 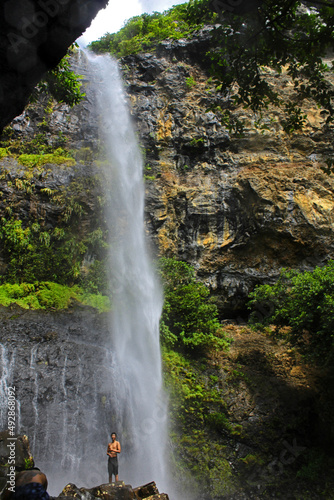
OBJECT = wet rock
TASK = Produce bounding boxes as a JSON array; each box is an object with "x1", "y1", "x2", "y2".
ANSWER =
[
  {"x1": 0, "y1": 306, "x2": 115, "y2": 484},
  {"x1": 58, "y1": 481, "x2": 166, "y2": 500},
  {"x1": 0, "y1": 431, "x2": 34, "y2": 494},
  {"x1": 88, "y1": 483, "x2": 135, "y2": 500},
  {"x1": 59, "y1": 483, "x2": 96, "y2": 499},
  {"x1": 133, "y1": 482, "x2": 159, "y2": 498}
]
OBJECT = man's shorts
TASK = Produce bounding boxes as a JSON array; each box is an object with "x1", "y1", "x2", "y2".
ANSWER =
[{"x1": 108, "y1": 457, "x2": 118, "y2": 476}]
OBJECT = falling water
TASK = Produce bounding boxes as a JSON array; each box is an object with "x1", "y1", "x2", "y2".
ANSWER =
[
  {"x1": 0, "y1": 52, "x2": 170, "y2": 495},
  {"x1": 0, "y1": 345, "x2": 16, "y2": 424},
  {"x1": 29, "y1": 345, "x2": 39, "y2": 451},
  {"x1": 86, "y1": 52, "x2": 169, "y2": 491}
]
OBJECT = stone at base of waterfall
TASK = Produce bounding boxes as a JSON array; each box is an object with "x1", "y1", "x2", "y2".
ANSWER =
[
  {"x1": 57, "y1": 481, "x2": 169, "y2": 500},
  {"x1": 133, "y1": 482, "x2": 158, "y2": 498},
  {"x1": 133, "y1": 482, "x2": 169, "y2": 500}
]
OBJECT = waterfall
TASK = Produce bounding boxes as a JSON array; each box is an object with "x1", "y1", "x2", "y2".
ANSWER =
[
  {"x1": 0, "y1": 52, "x2": 170, "y2": 496},
  {"x1": 86, "y1": 51, "x2": 169, "y2": 491},
  {"x1": 0, "y1": 345, "x2": 16, "y2": 424},
  {"x1": 29, "y1": 345, "x2": 39, "y2": 451}
]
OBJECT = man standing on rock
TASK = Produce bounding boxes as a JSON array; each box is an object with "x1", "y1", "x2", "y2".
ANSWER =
[{"x1": 107, "y1": 432, "x2": 121, "y2": 483}]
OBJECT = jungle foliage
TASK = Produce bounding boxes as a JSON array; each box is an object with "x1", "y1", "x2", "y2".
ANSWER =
[
  {"x1": 157, "y1": 257, "x2": 229, "y2": 354},
  {"x1": 162, "y1": 348, "x2": 236, "y2": 497},
  {"x1": 90, "y1": 1, "x2": 334, "y2": 133},
  {"x1": 186, "y1": 0, "x2": 334, "y2": 126},
  {"x1": 248, "y1": 261, "x2": 334, "y2": 362},
  {"x1": 31, "y1": 46, "x2": 85, "y2": 107},
  {"x1": 0, "y1": 281, "x2": 110, "y2": 312},
  {"x1": 88, "y1": 5, "x2": 196, "y2": 57},
  {"x1": 0, "y1": 217, "x2": 105, "y2": 290}
]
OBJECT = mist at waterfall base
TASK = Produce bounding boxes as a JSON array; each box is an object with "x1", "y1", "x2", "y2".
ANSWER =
[{"x1": 0, "y1": 53, "x2": 171, "y2": 496}]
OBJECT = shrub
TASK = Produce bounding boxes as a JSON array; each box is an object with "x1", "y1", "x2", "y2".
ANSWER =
[
  {"x1": 158, "y1": 257, "x2": 229, "y2": 354},
  {"x1": 248, "y1": 261, "x2": 334, "y2": 362},
  {"x1": 0, "y1": 281, "x2": 110, "y2": 312},
  {"x1": 18, "y1": 150, "x2": 75, "y2": 168}
]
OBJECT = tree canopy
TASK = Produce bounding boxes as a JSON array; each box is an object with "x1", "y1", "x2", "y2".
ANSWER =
[
  {"x1": 90, "y1": 1, "x2": 334, "y2": 134},
  {"x1": 157, "y1": 257, "x2": 229, "y2": 354},
  {"x1": 186, "y1": 0, "x2": 334, "y2": 127}
]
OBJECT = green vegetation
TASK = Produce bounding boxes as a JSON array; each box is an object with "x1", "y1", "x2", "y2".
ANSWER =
[
  {"x1": 157, "y1": 257, "x2": 229, "y2": 354},
  {"x1": 0, "y1": 282, "x2": 110, "y2": 312},
  {"x1": 89, "y1": 5, "x2": 198, "y2": 57},
  {"x1": 90, "y1": 1, "x2": 334, "y2": 135},
  {"x1": 0, "y1": 145, "x2": 75, "y2": 168},
  {"x1": 163, "y1": 348, "x2": 236, "y2": 496},
  {"x1": 0, "y1": 210, "x2": 108, "y2": 290},
  {"x1": 32, "y1": 45, "x2": 85, "y2": 107},
  {"x1": 18, "y1": 151, "x2": 75, "y2": 168},
  {"x1": 158, "y1": 258, "x2": 235, "y2": 494},
  {"x1": 0, "y1": 126, "x2": 70, "y2": 157},
  {"x1": 248, "y1": 261, "x2": 334, "y2": 362},
  {"x1": 24, "y1": 457, "x2": 34, "y2": 470},
  {"x1": 185, "y1": 76, "x2": 196, "y2": 89},
  {"x1": 186, "y1": 0, "x2": 334, "y2": 129}
]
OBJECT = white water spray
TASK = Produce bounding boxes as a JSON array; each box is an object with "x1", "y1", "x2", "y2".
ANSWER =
[
  {"x1": 0, "y1": 345, "x2": 15, "y2": 424},
  {"x1": 86, "y1": 52, "x2": 169, "y2": 491}
]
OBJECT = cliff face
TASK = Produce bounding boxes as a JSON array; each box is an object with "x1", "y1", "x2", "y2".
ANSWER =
[
  {"x1": 1, "y1": 40, "x2": 334, "y2": 499},
  {"x1": 0, "y1": 304, "x2": 134, "y2": 493},
  {"x1": 1, "y1": 41, "x2": 334, "y2": 315},
  {"x1": 122, "y1": 43, "x2": 334, "y2": 315}
]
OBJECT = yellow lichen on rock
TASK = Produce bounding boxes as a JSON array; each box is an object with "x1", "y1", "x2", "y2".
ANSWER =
[
  {"x1": 294, "y1": 191, "x2": 334, "y2": 226},
  {"x1": 156, "y1": 111, "x2": 173, "y2": 142}
]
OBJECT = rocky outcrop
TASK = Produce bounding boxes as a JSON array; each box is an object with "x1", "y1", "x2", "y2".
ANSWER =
[
  {"x1": 57, "y1": 480, "x2": 168, "y2": 500},
  {"x1": 121, "y1": 47, "x2": 334, "y2": 316},
  {"x1": 0, "y1": 431, "x2": 34, "y2": 494},
  {"x1": 0, "y1": 305, "x2": 117, "y2": 490},
  {"x1": 0, "y1": 0, "x2": 108, "y2": 131},
  {"x1": 1, "y1": 43, "x2": 334, "y2": 315}
]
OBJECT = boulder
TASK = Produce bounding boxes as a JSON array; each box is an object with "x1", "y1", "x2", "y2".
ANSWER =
[
  {"x1": 0, "y1": 431, "x2": 34, "y2": 494},
  {"x1": 58, "y1": 481, "x2": 167, "y2": 500},
  {"x1": 87, "y1": 482, "x2": 135, "y2": 500},
  {"x1": 133, "y1": 482, "x2": 159, "y2": 499},
  {"x1": 58, "y1": 483, "x2": 96, "y2": 499}
]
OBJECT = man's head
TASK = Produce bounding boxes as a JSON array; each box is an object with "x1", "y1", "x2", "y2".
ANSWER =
[
  {"x1": 15, "y1": 470, "x2": 48, "y2": 489},
  {"x1": 111, "y1": 432, "x2": 116, "y2": 441}
]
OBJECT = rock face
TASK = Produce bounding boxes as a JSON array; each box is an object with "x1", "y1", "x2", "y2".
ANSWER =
[
  {"x1": 0, "y1": 0, "x2": 108, "y2": 131},
  {"x1": 120, "y1": 44, "x2": 334, "y2": 316},
  {"x1": 2, "y1": 43, "x2": 334, "y2": 315},
  {"x1": 0, "y1": 305, "x2": 118, "y2": 491},
  {"x1": 57, "y1": 480, "x2": 168, "y2": 500}
]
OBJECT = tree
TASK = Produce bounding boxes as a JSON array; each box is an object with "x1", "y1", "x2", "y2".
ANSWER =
[
  {"x1": 157, "y1": 257, "x2": 228, "y2": 354},
  {"x1": 186, "y1": 0, "x2": 334, "y2": 130}
]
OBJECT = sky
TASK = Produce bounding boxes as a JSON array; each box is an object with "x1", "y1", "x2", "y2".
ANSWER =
[{"x1": 79, "y1": 0, "x2": 187, "y2": 46}]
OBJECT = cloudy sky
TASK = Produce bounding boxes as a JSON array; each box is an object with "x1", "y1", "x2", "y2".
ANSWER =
[{"x1": 79, "y1": 0, "x2": 187, "y2": 45}]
